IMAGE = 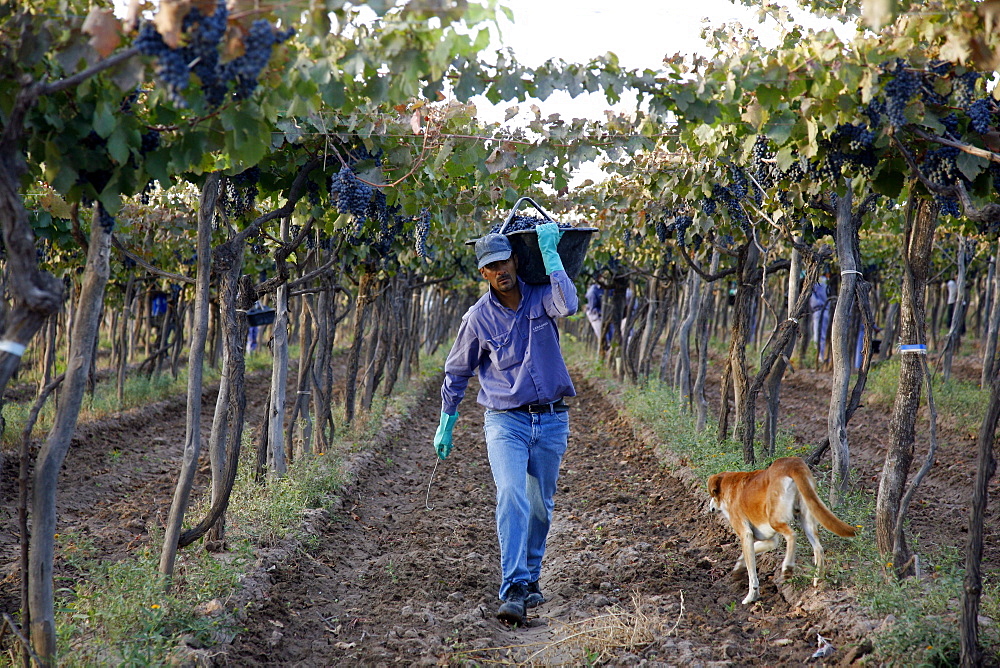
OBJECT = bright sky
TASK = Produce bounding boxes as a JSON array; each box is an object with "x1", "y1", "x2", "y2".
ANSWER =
[{"x1": 474, "y1": 0, "x2": 850, "y2": 181}]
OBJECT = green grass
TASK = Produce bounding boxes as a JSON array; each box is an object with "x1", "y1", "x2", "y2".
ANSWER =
[
  {"x1": 567, "y1": 338, "x2": 998, "y2": 666},
  {"x1": 864, "y1": 357, "x2": 986, "y2": 437},
  {"x1": 55, "y1": 525, "x2": 250, "y2": 666}
]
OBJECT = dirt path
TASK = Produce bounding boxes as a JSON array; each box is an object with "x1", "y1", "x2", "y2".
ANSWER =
[
  {"x1": 2, "y1": 351, "x2": 995, "y2": 665},
  {"x1": 222, "y1": 375, "x2": 870, "y2": 666}
]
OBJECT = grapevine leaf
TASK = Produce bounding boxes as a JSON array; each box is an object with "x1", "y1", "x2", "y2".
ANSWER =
[
  {"x1": 321, "y1": 80, "x2": 346, "y2": 108},
  {"x1": 222, "y1": 108, "x2": 269, "y2": 168},
  {"x1": 433, "y1": 137, "x2": 456, "y2": 173},
  {"x1": 94, "y1": 101, "x2": 117, "y2": 139},
  {"x1": 486, "y1": 144, "x2": 517, "y2": 173},
  {"x1": 107, "y1": 126, "x2": 131, "y2": 165},
  {"x1": 956, "y1": 151, "x2": 988, "y2": 181},
  {"x1": 763, "y1": 110, "x2": 795, "y2": 144},
  {"x1": 872, "y1": 167, "x2": 905, "y2": 199}
]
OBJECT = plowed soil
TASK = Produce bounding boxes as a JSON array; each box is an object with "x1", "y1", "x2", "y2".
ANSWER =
[{"x1": 1, "y1": 350, "x2": 996, "y2": 666}]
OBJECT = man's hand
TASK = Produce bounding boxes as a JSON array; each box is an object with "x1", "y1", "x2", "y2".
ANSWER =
[
  {"x1": 535, "y1": 222, "x2": 565, "y2": 275},
  {"x1": 434, "y1": 411, "x2": 458, "y2": 460}
]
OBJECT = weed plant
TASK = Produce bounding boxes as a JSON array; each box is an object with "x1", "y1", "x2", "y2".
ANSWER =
[{"x1": 55, "y1": 524, "x2": 249, "y2": 666}]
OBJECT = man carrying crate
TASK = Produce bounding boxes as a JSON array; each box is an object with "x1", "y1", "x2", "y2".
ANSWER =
[{"x1": 433, "y1": 222, "x2": 578, "y2": 626}]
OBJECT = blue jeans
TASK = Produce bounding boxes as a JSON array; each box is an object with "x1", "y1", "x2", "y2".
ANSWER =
[{"x1": 483, "y1": 408, "x2": 569, "y2": 601}]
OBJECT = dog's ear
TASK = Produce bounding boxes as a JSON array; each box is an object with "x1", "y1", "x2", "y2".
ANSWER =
[{"x1": 707, "y1": 473, "x2": 721, "y2": 500}]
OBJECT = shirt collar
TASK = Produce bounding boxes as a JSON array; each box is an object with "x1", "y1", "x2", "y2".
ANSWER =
[{"x1": 488, "y1": 277, "x2": 527, "y2": 313}]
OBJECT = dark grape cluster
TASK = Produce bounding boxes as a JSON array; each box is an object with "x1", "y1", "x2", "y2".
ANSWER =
[
  {"x1": 97, "y1": 203, "x2": 115, "y2": 233},
  {"x1": 952, "y1": 71, "x2": 980, "y2": 109},
  {"x1": 921, "y1": 145, "x2": 963, "y2": 215},
  {"x1": 140, "y1": 129, "x2": 161, "y2": 155},
  {"x1": 967, "y1": 98, "x2": 993, "y2": 134},
  {"x1": 940, "y1": 113, "x2": 959, "y2": 136},
  {"x1": 710, "y1": 183, "x2": 751, "y2": 235},
  {"x1": 489, "y1": 214, "x2": 573, "y2": 234},
  {"x1": 862, "y1": 98, "x2": 885, "y2": 127},
  {"x1": 306, "y1": 179, "x2": 321, "y2": 207},
  {"x1": 224, "y1": 166, "x2": 260, "y2": 218},
  {"x1": 414, "y1": 208, "x2": 431, "y2": 258},
  {"x1": 229, "y1": 20, "x2": 296, "y2": 101},
  {"x1": 750, "y1": 135, "x2": 776, "y2": 190},
  {"x1": 670, "y1": 215, "x2": 693, "y2": 248},
  {"x1": 133, "y1": 1, "x2": 294, "y2": 107},
  {"x1": 820, "y1": 123, "x2": 877, "y2": 176},
  {"x1": 120, "y1": 87, "x2": 140, "y2": 113},
  {"x1": 728, "y1": 166, "x2": 749, "y2": 200},
  {"x1": 140, "y1": 180, "x2": 156, "y2": 205},
  {"x1": 701, "y1": 197, "x2": 717, "y2": 216},
  {"x1": 922, "y1": 145, "x2": 961, "y2": 189},
  {"x1": 782, "y1": 158, "x2": 808, "y2": 184},
  {"x1": 368, "y1": 188, "x2": 388, "y2": 224},
  {"x1": 882, "y1": 59, "x2": 920, "y2": 127},
  {"x1": 655, "y1": 218, "x2": 669, "y2": 243},
  {"x1": 330, "y1": 165, "x2": 373, "y2": 219}
]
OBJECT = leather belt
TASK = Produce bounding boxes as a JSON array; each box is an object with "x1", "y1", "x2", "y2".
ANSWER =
[{"x1": 512, "y1": 399, "x2": 569, "y2": 413}]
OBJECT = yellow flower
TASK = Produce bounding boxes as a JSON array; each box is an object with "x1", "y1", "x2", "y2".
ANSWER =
[
  {"x1": 151, "y1": 604, "x2": 161, "y2": 610},
  {"x1": 886, "y1": 562, "x2": 893, "y2": 568}
]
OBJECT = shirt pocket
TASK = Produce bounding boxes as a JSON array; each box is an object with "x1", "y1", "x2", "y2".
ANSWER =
[
  {"x1": 526, "y1": 301, "x2": 553, "y2": 338},
  {"x1": 485, "y1": 334, "x2": 519, "y2": 371}
]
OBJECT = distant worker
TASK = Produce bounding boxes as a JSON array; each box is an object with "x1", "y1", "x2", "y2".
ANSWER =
[
  {"x1": 433, "y1": 223, "x2": 578, "y2": 627},
  {"x1": 945, "y1": 277, "x2": 958, "y2": 333},
  {"x1": 810, "y1": 275, "x2": 831, "y2": 360},
  {"x1": 584, "y1": 282, "x2": 603, "y2": 340}
]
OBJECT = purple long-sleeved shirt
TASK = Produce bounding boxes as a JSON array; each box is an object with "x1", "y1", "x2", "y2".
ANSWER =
[{"x1": 440, "y1": 270, "x2": 578, "y2": 414}]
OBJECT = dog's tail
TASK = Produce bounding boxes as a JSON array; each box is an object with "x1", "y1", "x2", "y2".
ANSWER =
[{"x1": 789, "y1": 460, "x2": 857, "y2": 538}]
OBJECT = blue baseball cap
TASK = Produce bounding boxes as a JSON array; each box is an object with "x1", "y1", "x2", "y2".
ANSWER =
[{"x1": 475, "y1": 233, "x2": 512, "y2": 269}]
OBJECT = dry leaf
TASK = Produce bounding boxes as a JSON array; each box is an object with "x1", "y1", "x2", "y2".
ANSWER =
[
  {"x1": 485, "y1": 146, "x2": 517, "y2": 174},
  {"x1": 410, "y1": 110, "x2": 422, "y2": 134},
  {"x1": 153, "y1": 0, "x2": 192, "y2": 49},
  {"x1": 82, "y1": 8, "x2": 122, "y2": 58}
]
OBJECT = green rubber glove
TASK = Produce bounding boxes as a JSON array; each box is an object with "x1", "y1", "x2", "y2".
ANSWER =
[
  {"x1": 434, "y1": 411, "x2": 458, "y2": 460},
  {"x1": 535, "y1": 222, "x2": 565, "y2": 275}
]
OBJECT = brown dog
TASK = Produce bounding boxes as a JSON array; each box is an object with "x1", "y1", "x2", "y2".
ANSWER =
[{"x1": 707, "y1": 457, "x2": 856, "y2": 604}]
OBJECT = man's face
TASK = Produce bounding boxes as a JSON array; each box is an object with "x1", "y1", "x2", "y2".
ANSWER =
[{"x1": 479, "y1": 255, "x2": 518, "y2": 293}]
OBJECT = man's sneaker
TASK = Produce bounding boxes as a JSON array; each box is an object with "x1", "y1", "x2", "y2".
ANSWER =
[
  {"x1": 525, "y1": 580, "x2": 546, "y2": 608},
  {"x1": 496, "y1": 582, "x2": 528, "y2": 626}
]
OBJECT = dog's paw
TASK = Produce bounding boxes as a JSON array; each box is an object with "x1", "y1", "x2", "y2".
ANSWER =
[
  {"x1": 742, "y1": 590, "x2": 760, "y2": 605},
  {"x1": 782, "y1": 566, "x2": 794, "y2": 577}
]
